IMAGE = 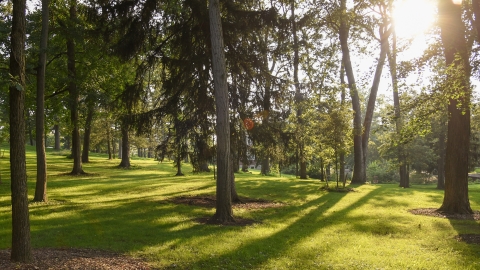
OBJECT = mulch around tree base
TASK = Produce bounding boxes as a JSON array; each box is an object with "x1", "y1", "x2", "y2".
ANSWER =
[
  {"x1": 410, "y1": 208, "x2": 480, "y2": 245},
  {"x1": 169, "y1": 195, "x2": 285, "y2": 226},
  {"x1": 409, "y1": 208, "x2": 480, "y2": 221},
  {"x1": 0, "y1": 248, "x2": 152, "y2": 270}
]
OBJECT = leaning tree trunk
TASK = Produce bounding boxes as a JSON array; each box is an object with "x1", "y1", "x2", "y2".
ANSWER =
[
  {"x1": 438, "y1": 0, "x2": 473, "y2": 214},
  {"x1": 362, "y1": 25, "x2": 389, "y2": 182},
  {"x1": 339, "y1": 0, "x2": 364, "y2": 184},
  {"x1": 67, "y1": 1, "x2": 83, "y2": 175},
  {"x1": 9, "y1": 0, "x2": 32, "y2": 262},
  {"x1": 209, "y1": 0, "x2": 234, "y2": 224},
  {"x1": 34, "y1": 0, "x2": 49, "y2": 202}
]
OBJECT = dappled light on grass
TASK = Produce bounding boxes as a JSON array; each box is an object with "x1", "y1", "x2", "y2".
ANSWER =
[{"x1": 1, "y1": 150, "x2": 480, "y2": 268}]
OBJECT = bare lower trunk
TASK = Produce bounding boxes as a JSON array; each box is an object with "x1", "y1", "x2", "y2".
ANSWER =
[
  {"x1": 81, "y1": 105, "x2": 94, "y2": 163},
  {"x1": 119, "y1": 120, "x2": 130, "y2": 168},
  {"x1": 54, "y1": 124, "x2": 60, "y2": 150},
  {"x1": 437, "y1": 122, "x2": 446, "y2": 190},
  {"x1": 107, "y1": 126, "x2": 112, "y2": 160},
  {"x1": 261, "y1": 157, "x2": 269, "y2": 175}
]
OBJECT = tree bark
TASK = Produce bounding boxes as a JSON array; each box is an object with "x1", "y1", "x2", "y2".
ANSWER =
[
  {"x1": 339, "y1": 0, "x2": 364, "y2": 184},
  {"x1": 9, "y1": 0, "x2": 32, "y2": 262},
  {"x1": 34, "y1": 0, "x2": 49, "y2": 202},
  {"x1": 107, "y1": 125, "x2": 112, "y2": 160},
  {"x1": 209, "y1": 0, "x2": 234, "y2": 224},
  {"x1": 67, "y1": 1, "x2": 83, "y2": 175},
  {"x1": 119, "y1": 119, "x2": 130, "y2": 168},
  {"x1": 438, "y1": 0, "x2": 473, "y2": 214},
  {"x1": 54, "y1": 124, "x2": 60, "y2": 150},
  {"x1": 27, "y1": 115, "x2": 34, "y2": 146},
  {"x1": 81, "y1": 104, "x2": 94, "y2": 163},
  {"x1": 437, "y1": 120, "x2": 446, "y2": 190}
]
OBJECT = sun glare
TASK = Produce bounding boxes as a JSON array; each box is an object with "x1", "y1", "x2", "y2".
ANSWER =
[{"x1": 393, "y1": 0, "x2": 436, "y2": 39}]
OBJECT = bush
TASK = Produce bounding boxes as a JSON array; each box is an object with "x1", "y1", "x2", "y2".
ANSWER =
[{"x1": 367, "y1": 160, "x2": 399, "y2": 183}]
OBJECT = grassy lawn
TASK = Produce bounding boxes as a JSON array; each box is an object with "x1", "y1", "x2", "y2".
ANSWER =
[{"x1": 1, "y1": 145, "x2": 480, "y2": 269}]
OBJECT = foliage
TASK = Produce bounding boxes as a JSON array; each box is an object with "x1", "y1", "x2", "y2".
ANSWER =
[{"x1": 367, "y1": 160, "x2": 398, "y2": 183}]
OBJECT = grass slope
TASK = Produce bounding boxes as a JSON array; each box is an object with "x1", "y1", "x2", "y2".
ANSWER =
[{"x1": 0, "y1": 145, "x2": 480, "y2": 269}]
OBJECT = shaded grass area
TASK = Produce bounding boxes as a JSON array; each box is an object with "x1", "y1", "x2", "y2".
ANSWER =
[{"x1": 0, "y1": 145, "x2": 479, "y2": 269}]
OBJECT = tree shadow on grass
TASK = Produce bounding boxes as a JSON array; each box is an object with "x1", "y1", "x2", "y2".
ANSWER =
[{"x1": 186, "y1": 185, "x2": 386, "y2": 269}]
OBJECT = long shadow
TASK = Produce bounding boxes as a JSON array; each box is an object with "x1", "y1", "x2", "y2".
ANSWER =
[
  {"x1": 188, "y1": 185, "x2": 386, "y2": 269},
  {"x1": 440, "y1": 186, "x2": 480, "y2": 260},
  {"x1": 25, "y1": 196, "x2": 222, "y2": 252}
]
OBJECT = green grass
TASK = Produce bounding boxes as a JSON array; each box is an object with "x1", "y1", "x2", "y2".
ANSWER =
[{"x1": 1, "y1": 145, "x2": 480, "y2": 269}]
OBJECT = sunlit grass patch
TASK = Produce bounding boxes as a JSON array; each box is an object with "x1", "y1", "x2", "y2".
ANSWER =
[{"x1": 0, "y1": 148, "x2": 480, "y2": 269}]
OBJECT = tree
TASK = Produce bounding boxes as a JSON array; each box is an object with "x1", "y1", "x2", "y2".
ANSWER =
[
  {"x1": 66, "y1": 0, "x2": 84, "y2": 175},
  {"x1": 34, "y1": 0, "x2": 49, "y2": 202},
  {"x1": 338, "y1": 0, "x2": 364, "y2": 184},
  {"x1": 209, "y1": 0, "x2": 234, "y2": 224},
  {"x1": 9, "y1": 0, "x2": 32, "y2": 262},
  {"x1": 437, "y1": 0, "x2": 473, "y2": 214},
  {"x1": 386, "y1": 1, "x2": 408, "y2": 188}
]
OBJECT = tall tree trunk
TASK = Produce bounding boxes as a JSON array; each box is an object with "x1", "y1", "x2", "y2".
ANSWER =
[
  {"x1": 118, "y1": 137, "x2": 122, "y2": 159},
  {"x1": 175, "y1": 154, "x2": 183, "y2": 176},
  {"x1": 291, "y1": 0, "x2": 307, "y2": 179},
  {"x1": 54, "y1": 124, "x2": 60, "y2": 150},
  {"x1": 27, "y1": 114, "x2": 34, "y2": 146},
  {"x1": 437, "y1": 120, "x2": 447, "y2": 190},
  {"x1": 9, "y1": 0, "x2": 31, "y2": 262},
  {"x1": 34, "y1": 0, "x2": 49, "y2": 202},
  {"x1": 64, "y1": 135, "x2": 71, "y2": 150},
  {"x1": 387, "y1": 20, "x2": 409, "y2": 188},
  {"x1": 67, "y1": 1, "x2": 83, "y2": 175},
  {"x1": 438, "y1": 0, "x2": 473, "y2": 214},
  {"x1": 339, "y1": 0, "x2": 364, "y2": 184},
  {"x1": 107, "y1": 125, "x2": 112, "y2": 160},
  {"x1": 119, "y1": 119, "x2": 130, "y2": 168},
  {"x1": 209, "y1": 0, "x2": 234, "y2": 224},
  {"x1": 340, "y1": 62, "x2": 346, "y2": 185},
  {"x1": 81, "y1": 104, "x2": 94, "y2": 163}
]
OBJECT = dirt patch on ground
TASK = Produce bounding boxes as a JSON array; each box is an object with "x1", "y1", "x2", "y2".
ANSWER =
[
  {"x1": 169, "y1": 195, "x2": 285, "y2": 226},
  {"x1": 455, "y1": 234, "x2": 480, "y2": 244},
  {"x1": 410, "y1": 208, "x2": 480, "y2": 245},
  {"x1": 169, "y1": 195, "x2": 285, "y2": 210},
  {"x1": 0, "y1": 248, "x2": 152, "y2": 269}
]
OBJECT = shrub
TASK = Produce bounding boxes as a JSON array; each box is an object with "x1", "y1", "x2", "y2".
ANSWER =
[{"x1": 367, "y1": 160, "x2": 399, "y2": 183}]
